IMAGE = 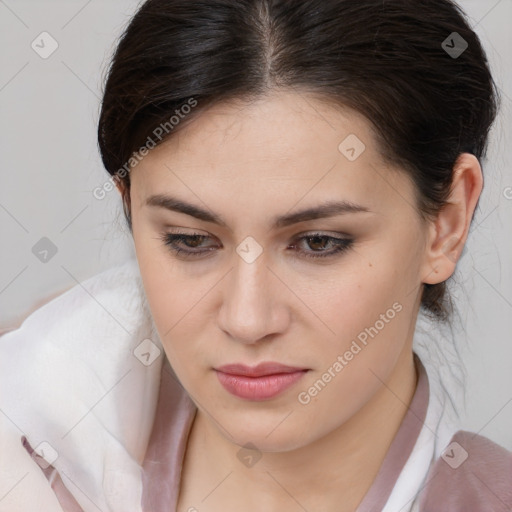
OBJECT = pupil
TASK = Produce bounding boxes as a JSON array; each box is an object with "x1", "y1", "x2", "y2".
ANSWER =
[
  {"x1": 187, "y1": 235, "x2": 203, "y2": 247},
  {"x1": 310, "y1": 236, "x2": 326, "y2": 250}
]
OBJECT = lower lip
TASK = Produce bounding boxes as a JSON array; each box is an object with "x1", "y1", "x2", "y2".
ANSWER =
[{"x1": 215, "y1": 370, "x2": 308, "y2": 401}]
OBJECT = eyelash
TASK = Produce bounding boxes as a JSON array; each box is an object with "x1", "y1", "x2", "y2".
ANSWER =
[{"x1": 158, "y1": 231, "x2": 354, "y2": 260}]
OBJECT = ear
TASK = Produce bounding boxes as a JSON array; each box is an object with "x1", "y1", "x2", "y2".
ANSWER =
[{"x1": 420, "y1": 153, "x2": 483, "y2": 285}]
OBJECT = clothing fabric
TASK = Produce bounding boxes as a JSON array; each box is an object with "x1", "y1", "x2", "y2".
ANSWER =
[{"x1": 0, "y1": 258, "x2": 510, "y2": 511}]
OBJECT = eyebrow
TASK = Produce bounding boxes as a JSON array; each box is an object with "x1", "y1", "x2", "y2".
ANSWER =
[{"x1": 145, "y1": 194, "x2": 373, "y2": 229}]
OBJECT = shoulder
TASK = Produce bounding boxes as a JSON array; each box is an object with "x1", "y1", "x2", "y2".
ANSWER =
[
  {"x1": 0, "y1": 258, "x2": 144, "y2": 350},
  {"x1": 419, "y1": 430, "x2": 512, "y2": 511},
  {"x1": 0, "y1": 259, "x2": 164, "y2": 511}
]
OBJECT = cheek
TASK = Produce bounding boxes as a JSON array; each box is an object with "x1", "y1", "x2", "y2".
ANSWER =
[
  {"x1": 133, "y1": 237, "x2": 216, "y2": 384},
  {"x1": 291, "y1": 266, "x2": 411, "y2": 434},
  {"x1": 301, "y1": 251, "x2": 415, "y2": 382},
  {"x1": 132, "y1": 229, "x2": 185, "y2": 346},
  {"x1": 307, "y1": 259, "x2": 401, "y2": 342},
  {"x1": 136, "y1": 265, "x2": 205, "y2": 390}
]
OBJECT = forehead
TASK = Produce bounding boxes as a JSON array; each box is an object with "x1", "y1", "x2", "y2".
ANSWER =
[
  {"x1": 131, "y1": 90, "x2": 415, "y2": 217},
  {"x1": 150, "y1": 91, "x2": 377, "y2": 169}
]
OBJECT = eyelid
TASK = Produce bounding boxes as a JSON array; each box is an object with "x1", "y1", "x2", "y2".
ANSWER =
[
  {"x1": 162, "y1": 230, "x2": 351, "y2": 247},
  {"x1": 158, "y1": 229, "x2": 355, "y2": 261},
  {"x1": 161, "y1": 227, "x2": 352, "y2": 239}
]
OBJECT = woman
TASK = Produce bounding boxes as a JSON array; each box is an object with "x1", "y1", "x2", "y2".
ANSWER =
[{"x1": 1, "y1": 0, "x2": 510, "y2": 511}]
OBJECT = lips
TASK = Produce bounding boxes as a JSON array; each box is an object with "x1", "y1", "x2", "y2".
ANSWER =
[
  {"x1": 216, "y1": 362, "x2": 307, "y2": 377},
  {"x1": 215, "y1": 362, "x2": 309, "y2": 401}
]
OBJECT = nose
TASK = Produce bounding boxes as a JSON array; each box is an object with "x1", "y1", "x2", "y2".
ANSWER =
[{"x1": 217, "y1": 250, "x2": 290, "y2": 345}]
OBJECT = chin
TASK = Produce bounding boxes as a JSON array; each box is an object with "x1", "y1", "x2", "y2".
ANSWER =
[{"x1": 209, "y1": 408, "x2": 314, "y2": 453}]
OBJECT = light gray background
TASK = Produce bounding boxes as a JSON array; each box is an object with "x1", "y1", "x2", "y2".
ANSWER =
[{"x1": 1, "y1": 0, "x2": 511, "y2": 449}]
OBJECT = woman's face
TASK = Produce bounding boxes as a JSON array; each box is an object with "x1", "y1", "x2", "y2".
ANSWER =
[{"x1": 128, "y1": 91, "x2": 432, "y2": 451}]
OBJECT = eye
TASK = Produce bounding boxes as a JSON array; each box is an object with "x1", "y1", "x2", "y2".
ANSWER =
[
  {"x1": 157, "y1": 231, "x2": 354, "y2": 260},
  {"x1": 158, "y1": 232, "x2": 215, "y2": 258},
  {"x1": 289, "y1": 233, "x2": 354, "y2": 259}
]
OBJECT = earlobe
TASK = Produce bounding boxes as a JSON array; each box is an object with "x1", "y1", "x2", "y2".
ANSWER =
[{"x1": 421, "y1": 153, "x2": 483, "y2": 285}]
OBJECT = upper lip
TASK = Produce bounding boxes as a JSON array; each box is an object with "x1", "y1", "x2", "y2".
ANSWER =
[{"x1": 215, "y1": 362, "x2": 308, "y2": 377}]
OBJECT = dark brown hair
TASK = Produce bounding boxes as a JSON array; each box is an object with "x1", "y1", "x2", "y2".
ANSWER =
[{"x1": 97, "y1": 0, "x2": 500, "y2": 322}]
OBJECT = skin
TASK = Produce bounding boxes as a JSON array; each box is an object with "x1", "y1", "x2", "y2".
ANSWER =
[{"x1": 120, "y1": 90, "x2": 482, "y2": 512}]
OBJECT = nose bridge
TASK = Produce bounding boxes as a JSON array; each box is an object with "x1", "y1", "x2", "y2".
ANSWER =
[{"x1": 218, "y1": 243, "x2": 285, "y2": 343}]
